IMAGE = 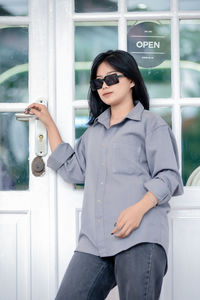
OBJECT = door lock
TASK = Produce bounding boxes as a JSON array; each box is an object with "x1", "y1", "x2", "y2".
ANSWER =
[
  {"x1": 15, "y1": 99, "x2": 48, "y2": 157},
  {"x1": 32, "y1": 156, "x2": 45, "y2": 177}
]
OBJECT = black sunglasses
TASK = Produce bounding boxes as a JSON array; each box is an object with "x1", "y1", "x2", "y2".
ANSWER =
[{"x1": 90, "y1": 73, "x2": 125, "y2": 91}]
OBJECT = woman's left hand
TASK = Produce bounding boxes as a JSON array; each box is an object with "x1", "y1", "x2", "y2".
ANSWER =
[{"x1": 111, "y1": 203, "x2": 144, "y2": 238}]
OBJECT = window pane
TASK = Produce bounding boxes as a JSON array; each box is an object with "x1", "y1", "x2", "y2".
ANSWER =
[
  {"x1": 127, "y1": 0, "x2": 170, "y2": 11},
  {"x1": 179, "y1": 0, "x2": 200, "y2": 10},
  {"x1": 0, "y1": 113, "x2": 29, "y2": 190},
  {"x1": 180, "y1": 20, "x2": 200, "y2": 98},
  {"x1": 75, "y1": 22, "x2": 118, "y2": 100},
  {"x1": 127, "y1": 20, "x2": 171, "y2": 98},
  {"x1": 75, "y1": 108, "x2": 89, "y2": 140},
  {"x1": 150, "y1": 106, "x2": 172, "y2": 127},
  {"x1": 0, "y1": 26, "x2": 28, "y2": 103},
  {"x1": 0, "y1": 0, "x2": 28, "y2": 16},
  {"x1": 74, "y1": 0, "x2": 118, "y2": 13},
  {"x1": 182, "y1": 107, "x2": 200, "y2": 186}
]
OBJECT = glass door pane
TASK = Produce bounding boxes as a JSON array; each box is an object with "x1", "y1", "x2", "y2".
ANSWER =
[
  {"x1": 182, "y1": 106, "x2": 200, "y2": 186},
  {"x1": 127, "y1": 0, "x2": 170, "y2": 11},
  {"x1": 180, "y1": 20, "x2": 200, "y2": 98},
  {"x1": 0, "y1": 0, "x2": 28, "y2": 16},
  {"x1": 75, "y1": 21, "x2": 118, "y2": 100},
  {"x1": 127, "y1": 20, "x2": 171, "y2": 98},
  {"x1": 0, "y1": 112, "x2": 29, "y2": 190},
  {"x1": 74, "y1": 0, "x2": 118, "y2": 12},
  {"x1": 0, "y1": 26, "x2": 28, "y2": 103},
  {"x1": 179, "y1": 0, "x2": 200, "y2": 10}
]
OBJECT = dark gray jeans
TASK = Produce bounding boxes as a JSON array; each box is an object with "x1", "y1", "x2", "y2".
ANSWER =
[{"x1": 55, "y1": 243, "x2": 167, "y2": 300}]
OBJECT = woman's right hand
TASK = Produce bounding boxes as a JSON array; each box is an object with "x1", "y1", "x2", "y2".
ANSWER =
[
  {"x1": 25, "y1": 103, "x2": 63, "y2": 152},
  {"x1": 25, "y1": 103, "x2": 54, "y2": 129}
]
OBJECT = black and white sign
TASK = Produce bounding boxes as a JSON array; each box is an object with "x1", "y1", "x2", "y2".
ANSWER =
[{"x1": 127, "y1": 22, "x2": 170, "y2": 68}]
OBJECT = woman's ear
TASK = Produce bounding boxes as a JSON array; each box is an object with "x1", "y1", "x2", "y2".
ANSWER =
[{"x1": 130, "y1": 80, "x2": 135, "y2": 88}]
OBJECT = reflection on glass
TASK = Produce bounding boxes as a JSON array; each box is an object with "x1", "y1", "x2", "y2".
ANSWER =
[
  {"x1": 150, "y1": 106, "x2": 171, "y2": 127},
  {"x1": 179, "y1": 0, "x2": 200, "y2": 10},
  {"x1": 182, "y1": 107, "x2": 200, "y2": 186},
  {"x1": 74, "y1": 109, "x2": 89, "y2": 189},
  {"x1": 127, "y1": 0, "x2": 170, "y2": 11},
  {"x1": 180, "y1": 20, "x2": 200, "y2": 98},
  {"x1": 0, "y1": 26, "x2": 28, "y2": 103},
  {"x1": 75, "y1": 109, "x2": 89, "y2": 140},
  {"x1": 0, "y1": 0, "x2": 28, "y2": 16},
  {"x1": 127, "y1": 20, "x2": 171, "y2": 98},
  {"x1": 74, "y1": 0, "x2": 117, "y2": 12},
  {"x1": 75, "y1": 22, "x2": 118, "y2": 100},
  {"x1": 0, "y1": 113, "x2": 29, "y2": 190}
]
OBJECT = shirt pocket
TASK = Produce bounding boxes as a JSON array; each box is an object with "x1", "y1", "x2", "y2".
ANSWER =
[{"x1": 111, "y1": 142, "x2": 141, "y2": 175}]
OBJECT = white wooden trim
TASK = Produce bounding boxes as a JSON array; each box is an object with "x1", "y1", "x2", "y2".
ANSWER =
[
  {"x1": 0, "y1": 103, "x2": 27, "y2": 111},
  {"x1": 48, "y1": 0, "x2": 59, "y2": 298},
  {"x1": 0, "y1": 16, "x2": 29, "y2": 24},
  {"x1": 72, "y1": 11, "x2": 200, "y2": 21},
  {"x1": 118, "y1": 0, "x2": 127, "y2": 50}
]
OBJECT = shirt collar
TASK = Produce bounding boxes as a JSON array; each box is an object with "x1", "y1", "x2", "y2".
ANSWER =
[{"x1": 93, "y1": 100, "x2": 144, "y2": 128}]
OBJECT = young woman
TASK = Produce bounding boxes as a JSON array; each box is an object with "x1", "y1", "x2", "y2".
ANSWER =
[{"x1": 25, "y1": 50, "x2": 184, "y2": 300}]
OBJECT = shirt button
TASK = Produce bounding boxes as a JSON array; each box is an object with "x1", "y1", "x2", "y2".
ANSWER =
[
  {"x1": 101, "y1": 162, "x2": 105, "y2": 166},
  {"x1": 100, "y1": 182, "x2": 104, "y2": 185},
  {"x1": 97, "y1": 199, "x2": 102, "y2": 203}
]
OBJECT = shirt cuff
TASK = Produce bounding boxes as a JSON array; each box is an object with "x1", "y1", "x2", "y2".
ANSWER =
[
  {"x1": 47, "y1": 142, "x2": 74, "y2": 171},
  {"x1": 144, "y1": 177, "x2": 170, "y2": 204}
]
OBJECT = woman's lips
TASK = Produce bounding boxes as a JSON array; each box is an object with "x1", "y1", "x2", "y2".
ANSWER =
[{"x1": 103, "y1": 92, "x2": 113, "y2": 97}]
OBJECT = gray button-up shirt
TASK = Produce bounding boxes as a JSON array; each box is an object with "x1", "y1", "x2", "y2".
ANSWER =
[{"x1": 47, "y1": 100, "x2": 184, "y2": 259}]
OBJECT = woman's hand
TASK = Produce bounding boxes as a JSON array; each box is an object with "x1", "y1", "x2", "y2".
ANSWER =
[
  {"x1": 25, "y1": 103, "x2": 54, "y2": 129},
  {"x1": 111, "y1": 203, "x2": 144, "y2": 238},
  {"x1": 111, "y1": 192, "x2": 158, "y2": 238},
  {"x1": 25, "y1": 102, "x2": 63, "y2": 152}
]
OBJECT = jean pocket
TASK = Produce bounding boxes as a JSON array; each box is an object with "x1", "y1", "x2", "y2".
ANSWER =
[{"x1": 111, "y1": 142, "x2": 141, "y2": 175}]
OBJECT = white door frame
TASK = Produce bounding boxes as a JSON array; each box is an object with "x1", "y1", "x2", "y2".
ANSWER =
[{"x1": 0, "y1": 0, "x2": 58, "y2": 299}]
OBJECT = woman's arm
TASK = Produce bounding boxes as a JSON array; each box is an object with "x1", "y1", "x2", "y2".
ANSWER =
[
  {"x1": 25, "y1": 103, "x2": 86, "y2": 184},
  {"x1": 25, "y1": 103, "x2": 63, "y2": 152},
  {"x1": 111, "y1": 124, "x2": 184, "y2": 238},
  {"x1": 111, "y1": 191, "x2": 158, "y2": 237}
]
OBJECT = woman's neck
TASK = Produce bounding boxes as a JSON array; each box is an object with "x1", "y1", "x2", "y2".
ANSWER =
[{"x1": 110, "y1": 101, "x2": 134, "y2": 121}]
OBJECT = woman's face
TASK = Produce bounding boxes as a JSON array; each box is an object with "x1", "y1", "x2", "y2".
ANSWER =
[{"x1": 96, "y1": 61, "x2": 135, "y2": 107}]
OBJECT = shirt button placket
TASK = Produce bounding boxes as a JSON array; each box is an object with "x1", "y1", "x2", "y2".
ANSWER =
[{"x1": 95, "y1": 142, "x2": 107, "y2": 251}]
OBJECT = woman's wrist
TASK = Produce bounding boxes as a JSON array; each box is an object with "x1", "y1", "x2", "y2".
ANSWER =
[
  {"x1": 135, "y1": 192, "x2": 158, "y2": 216},
  {"x1": 46, "y1": 118, "x2": 56, "y2": 130}
]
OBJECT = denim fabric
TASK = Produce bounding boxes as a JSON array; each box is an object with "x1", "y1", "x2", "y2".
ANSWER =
[{"x1": 55, "y1": 242, "x2": 167, "y2": 300}]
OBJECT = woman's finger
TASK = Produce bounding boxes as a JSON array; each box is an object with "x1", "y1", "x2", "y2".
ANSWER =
[
  {"x1": 111, "y1": 220, "x2": 125, "y2": 235},
  {"x1": 115, "y1": 223, "x2": 130, "y2": 238},
  {"x1": 26, "y1": 107, "x2": 41, "y2": 117},
  {"x1": 25, "y1": 103, "x2": 46, "y2": 113}
]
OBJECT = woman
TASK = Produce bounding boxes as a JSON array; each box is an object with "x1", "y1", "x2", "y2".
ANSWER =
[{"x1": 25, "y1": 50, "x2": 184, "y2": 300}]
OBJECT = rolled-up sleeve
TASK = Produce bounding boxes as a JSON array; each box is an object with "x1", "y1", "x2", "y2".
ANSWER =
[
  {"x1": 144, "y1": 125, "x2": 184, "y2": 205},
  {"x1": 47, "y1": 134, "x2": 86, "y2": 184}
]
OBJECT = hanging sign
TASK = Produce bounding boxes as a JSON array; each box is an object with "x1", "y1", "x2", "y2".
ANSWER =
[{"x1": 127, "y1": 22, "x2": 170, "y2": 68}]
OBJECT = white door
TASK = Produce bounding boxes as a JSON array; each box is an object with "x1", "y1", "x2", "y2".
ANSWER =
[
  {"x1": 55, "y1": 0, "x2": 200, "y2": 300},
  {"x1": 0, "y1": 1, "x2": 57, "y2": 299}
]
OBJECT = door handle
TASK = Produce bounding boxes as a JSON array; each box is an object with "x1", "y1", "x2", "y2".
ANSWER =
[{"x1": 15, "y1": 99, "x2": 48, "y2": 157}]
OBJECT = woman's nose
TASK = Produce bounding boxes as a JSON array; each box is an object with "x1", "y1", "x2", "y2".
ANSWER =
[{"x1": 102, "y1": 80, "x2": 109, "y2": 89}]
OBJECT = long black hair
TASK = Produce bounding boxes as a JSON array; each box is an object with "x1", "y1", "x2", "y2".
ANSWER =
[{"x1": 87, "y1": 50, "x2": 150, "y2": 126}]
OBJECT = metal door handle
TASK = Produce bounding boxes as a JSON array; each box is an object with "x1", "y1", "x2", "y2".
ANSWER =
[
  {"x1": 15, "y1": 99, "x2": 48, "y2": 157},
  {"x1": 15, "y1": 113, "x2": 37, "y2": 121}
]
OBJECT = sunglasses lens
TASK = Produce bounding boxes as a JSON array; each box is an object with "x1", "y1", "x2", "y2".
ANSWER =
[
  {"x1": 91, "y1": 79, "x2": 103, "y2": 90},
  {"x1": 105, "y1": 74, "x2": 118, "y2": 86},
  {"x1": 91, "y1": 74, "x2": 121, "y2": 90}
]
